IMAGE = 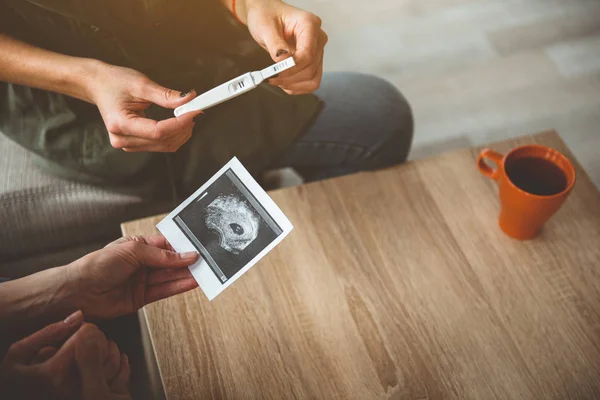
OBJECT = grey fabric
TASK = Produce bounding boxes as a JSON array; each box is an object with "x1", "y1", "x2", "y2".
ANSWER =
[
  {"x1": 0, "y1": 0, "x2": 320, "y2": 197},
  {"x1": 0, "y1": 239, "x2": 106, "y2": 278},
  {"x1": 0, "y1": 133, "x2": 172, "y2": 260},
  {"x1": 275, "y1": 72, "x2": 414, "y2": 181}
]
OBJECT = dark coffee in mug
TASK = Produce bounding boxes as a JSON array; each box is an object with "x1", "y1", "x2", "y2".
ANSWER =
[{"x1": 505, "y1": 157, "x2": 568, "y2": 196}]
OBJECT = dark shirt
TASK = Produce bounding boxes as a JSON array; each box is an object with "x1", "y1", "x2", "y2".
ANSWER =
[{"x1": 0, "y1": 0, "x2": 321, "y2": 193}]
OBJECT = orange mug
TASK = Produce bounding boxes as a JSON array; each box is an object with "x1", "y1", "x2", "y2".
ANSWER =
[{"x1": 477, "y1": 144, "x2": 576, "y2": 240}]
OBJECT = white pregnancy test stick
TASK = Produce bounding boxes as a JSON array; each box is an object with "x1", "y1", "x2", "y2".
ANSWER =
[{"x1": 174, "y1": 57, "x2": 296, "y2": 117}]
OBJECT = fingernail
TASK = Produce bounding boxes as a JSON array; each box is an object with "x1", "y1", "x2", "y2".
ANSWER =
[
  {"x1": 180, "y1": 90, "x2": 191, "y2": 97},
  {"x1": 180, "y1": 251, "x2": 199, "y2": 260},
  {"x1": 64, "y1": 310, "x2": 83, "y2": 324},
  {"x1": 123, "y1": 354, "x2": 129, "y2": 367},
  {"x1": 276, "y1": 49, "x2": 288, "y2": 57}
]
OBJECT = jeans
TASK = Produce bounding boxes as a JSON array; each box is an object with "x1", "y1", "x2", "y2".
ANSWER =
[{"x1": 275, "y1": 72, "x2": 414, "y2": 181}]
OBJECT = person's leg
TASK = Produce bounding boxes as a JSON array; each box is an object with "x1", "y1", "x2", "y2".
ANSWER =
[{"x1": 274, "y1": 72, "x2": 414, "y2": 182}]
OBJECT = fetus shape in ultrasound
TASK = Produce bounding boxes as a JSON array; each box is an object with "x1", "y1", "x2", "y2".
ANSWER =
[{"x1": 205, "y1": 194, "x2": 260, "y2": 254}]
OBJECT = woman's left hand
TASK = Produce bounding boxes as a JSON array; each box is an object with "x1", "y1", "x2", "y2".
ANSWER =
[
  {"x1": 0, "y1": 312, "x2": 129, "y2": 399},
  {"x1": 0, "y1": 311, "x2": 84, "y2": 399},
  {"x1": 240, "y1": 0, "x2": 328, "y2": 95},
  {"x1": 66, "y1": 235, "x2": 199, "y2": 320}
]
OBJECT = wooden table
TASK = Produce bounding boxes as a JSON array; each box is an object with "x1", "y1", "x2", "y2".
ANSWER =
[{"x1": 122, "y1": 130, "x2": 600, "y2": 400}]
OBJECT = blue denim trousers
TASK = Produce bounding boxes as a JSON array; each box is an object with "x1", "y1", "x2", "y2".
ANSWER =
[{"x1": 275, "y1": 72, "x2": 414, "y2": 182}]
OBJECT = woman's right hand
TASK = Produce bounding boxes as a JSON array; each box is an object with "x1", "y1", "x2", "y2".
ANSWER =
[
  {"x1": 75, "y1": 323, "x2": 132, "y2": 400},
  {"x1": 87, "y1": 62, "x2": 202, "y2": 153}
]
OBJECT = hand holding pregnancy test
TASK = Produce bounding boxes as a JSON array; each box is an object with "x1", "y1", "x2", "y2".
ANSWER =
[
  {"x1": 174, "y1": 57, "x2": 296, "y2": 117},
  {"x1": 157, "y1": 158, "x2": 293, "y2": 300}
]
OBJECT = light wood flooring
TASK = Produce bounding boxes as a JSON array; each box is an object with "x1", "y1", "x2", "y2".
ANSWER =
[{"x1": 288, "y1": 0, "x2": 600, "y2": 187}]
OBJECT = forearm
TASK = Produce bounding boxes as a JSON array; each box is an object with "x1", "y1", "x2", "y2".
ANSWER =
[
  {"x1": 0, "y1": 33, "x2": 101, "y2": 103},
  {"x1": 0, "y1": 266, "x2": 76, "y2": 345}
]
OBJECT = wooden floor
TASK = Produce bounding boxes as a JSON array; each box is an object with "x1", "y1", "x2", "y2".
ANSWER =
[{"x1": 288, "y1": 0, "x2": 600, "y2": 188}]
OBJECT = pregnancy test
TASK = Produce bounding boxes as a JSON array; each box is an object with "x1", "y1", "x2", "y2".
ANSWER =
[{"x1": 174, "y1": 57, "x2": 296, "y2": 117}]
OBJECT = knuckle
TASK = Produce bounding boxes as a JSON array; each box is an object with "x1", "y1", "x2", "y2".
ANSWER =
[
  {"x1": 134, "y1": 78, "x2": 152, "y2": 97},
  {"x1": 308, "y1": 80, "x2": 320, "y2": 91},
  {"x1": 308, "y1": 13, "x2": 322, "y2": 26},
  {"x1": 41, "y1": 323, "x2": 60, "y2": 337},
  {"x1": 176, "y1": 117, "x2": 187, "y2": 131},
  {"x1": 79, "y1": 323, "x2": 105, "y2": 343},
  {"x1": 128, "y1": 235, "x2": 147, "y2": 244},
  {"x1": 78, "y1": 323, "x2": 95, "y2": 335},
  {"x1": 166, "y1": 144, "x2": 179, "y2": 153},
  {"x1": 153, "y1": 127, "x2": 167, "y2": 141},
  {"x1": 8, "y1": 341, "x2": 23, "y2": 355},
  {"x1": 165, "y1": 136, "x2": 188, "y2": 153},
  {"x1": 109, "y1": 135, "x2": 125, "y2": 149},
  {"x1": 108, "y1": 339, "x2": 120, "y2": 353},
  {"x1": 105, "y1": 118, "x2": 121, "y2": 135},
  {"x1": 161, "y1": 248, "x2": 178, "y2": 261},
  {"x1": 121, "y1": 240, "x2": 142, "y2": 254},
  {"x1": 163, "y1": 88, "x2": 176, "y2": 102}
]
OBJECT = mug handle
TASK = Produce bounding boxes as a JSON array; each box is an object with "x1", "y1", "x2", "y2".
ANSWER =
[{"x1": 477, "y1": 148, "x2": 503, "y2": 180}]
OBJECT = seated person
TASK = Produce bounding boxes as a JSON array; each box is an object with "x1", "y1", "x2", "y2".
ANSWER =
[
  {"x1": 0, "y1": 1, "x2": 412, "y2": 397},
  {"x1": 0, "y1": 0, "x2": 413, "y2": 198},
  {"x1": 0, "y1": 235, "x2": 199, "y2": 399}
]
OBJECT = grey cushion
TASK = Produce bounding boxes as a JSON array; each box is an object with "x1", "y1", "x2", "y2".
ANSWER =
[
  {"x1": 0, "y1": 133, "x2": 171, "y2": 260},
  {"x1": 0, "y1": 239, "x2": 106, "y2": 278}
]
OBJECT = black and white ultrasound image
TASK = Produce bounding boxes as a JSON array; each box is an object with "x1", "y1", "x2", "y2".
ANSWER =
[{"x1": 174, "y1": 170, "x2": 282, "y2": 283}]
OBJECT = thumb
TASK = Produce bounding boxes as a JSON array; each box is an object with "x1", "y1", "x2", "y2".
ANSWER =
[
  {"x1": 260, "y1": 21, "x2": 292, "y2": 62},
  {"x1": 143, "y1": 82, "x2": 196, "y2": 109},
  {"x1": 123, "y1": 241, "x2": 199, "y2": 269}
]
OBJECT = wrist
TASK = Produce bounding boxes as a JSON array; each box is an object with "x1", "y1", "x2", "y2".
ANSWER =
[
  {"x1": 0, "y1": 266, "x2": 77, "y2": 340},
  {"x1": 69, "y1": 58, "x2": 106, "y2": 104}
]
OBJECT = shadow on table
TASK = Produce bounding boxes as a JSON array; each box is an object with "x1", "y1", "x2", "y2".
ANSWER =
[{"x1": 100, "y1": 313, "x2": 166, "y2": 400}]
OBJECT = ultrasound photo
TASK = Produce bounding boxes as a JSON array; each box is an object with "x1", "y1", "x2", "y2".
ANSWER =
[
  {"x1": 173, "y1": 169, "x2": 284, "y2": 283},
  {"x1": 157, "y1": 157, "x2": 293, "y2": 300}
]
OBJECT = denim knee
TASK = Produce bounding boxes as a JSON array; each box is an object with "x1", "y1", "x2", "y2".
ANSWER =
[
  {"x1": 317, "y1": 72, "x2": 414, "y2": 167},
  {"x1": 360, "y1": 74, "x2": 414, "y2": 166}
]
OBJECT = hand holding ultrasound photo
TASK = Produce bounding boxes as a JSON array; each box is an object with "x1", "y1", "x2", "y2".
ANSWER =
[{"x1": 157, "y1": 158, "x2": 293, "y2": 300}]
